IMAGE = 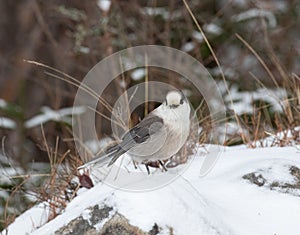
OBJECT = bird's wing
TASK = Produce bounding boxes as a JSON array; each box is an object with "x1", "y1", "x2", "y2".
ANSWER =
[
  {"x1": 107, "y1": 114, "x2": 164, "y2": 166},
  {"x1": 78, "y1": 114, "x2": 164, "y2": 169},
  {"x1": 124, "y1": 114, "x2": 164, "y2": 144}
]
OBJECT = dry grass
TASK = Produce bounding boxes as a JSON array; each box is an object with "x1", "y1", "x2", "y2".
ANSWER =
[
  {"x1": 234, "y1": 33, "x2": 300, "y2": 147},
  {"x1": 1, "y1": 0, "x2": 299, "y2": 229},
  {"x1": 183, "y1": 0, "x2": 299, "y2": 147}
]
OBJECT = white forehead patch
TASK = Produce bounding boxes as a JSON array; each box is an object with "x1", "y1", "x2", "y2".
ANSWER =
[{"x1": 166, "y1": 91, "x2": 182, "y2": 106}]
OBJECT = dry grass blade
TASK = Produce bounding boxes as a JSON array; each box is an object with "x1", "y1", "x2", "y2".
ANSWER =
[
  {"x1": 235, "y1": 34, "x2": 279, "y2": 88},
  {"x1": 118, "y1": 55, "x2": 131, "y2": 127},
  {"x1": 144, "y1": 54, "x2": 149, "y2": 117},
  {"x1": 37, "y1": 123, "x2": 75, "y2": 221},
  {"x1": 3, "y1": 177, "x2": 29, "y2": 231},
  {"x1": 182, "y1": 0, "x2": 248, "y2": 143},
  {"x1": 24, "y1": 59, "x2": 126, "y2": 129}
]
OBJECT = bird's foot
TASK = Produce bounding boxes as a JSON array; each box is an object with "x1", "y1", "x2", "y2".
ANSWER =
[
  {"x1": 132, "y1": 160, "x2": 138, "y2": 169},
  {"x1": 144, "y1": 163, "x2": 150, "y2": 175},
  {"x1": 143, "y1": 160, "x2": 168, "y2": 174},
  {"x1": 158, "y1": 160, "x2": 168, "y2": 172}
]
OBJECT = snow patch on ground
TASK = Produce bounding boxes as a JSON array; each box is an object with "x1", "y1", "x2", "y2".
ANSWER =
[
  {"x1": 0, "y1": 117, "x2": 16, "y2": 129},
  {"x1": 25, "y1": 106, "x2": 86, "y2": 128},
  {"x1": 224, "y1": 85, "x2": 287, "y2": 115},
  {"x1": 232, "y1": 8, "x2": 277, "y2": 28},
  {"x1": 1, "y1": 203, "x2": 50, "y2": 235}
]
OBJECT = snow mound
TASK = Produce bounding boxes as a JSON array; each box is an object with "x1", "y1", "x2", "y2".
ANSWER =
[{"x1": 2, "y1": 146, "x2": 300, "y2": 235}]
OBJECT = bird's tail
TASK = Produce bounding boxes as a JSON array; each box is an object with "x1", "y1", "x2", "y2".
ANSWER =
[
  {"x1": 77, "y1": 141, "x2": 128, "y2": 170},
  {"x1": 77, "y1": 149, "x2": 117, "y2": 170}
]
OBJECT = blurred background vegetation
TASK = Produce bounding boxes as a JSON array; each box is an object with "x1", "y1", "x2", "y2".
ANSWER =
[{"x1": 0, "y1": 0, "x2": 299, "y2": 230}]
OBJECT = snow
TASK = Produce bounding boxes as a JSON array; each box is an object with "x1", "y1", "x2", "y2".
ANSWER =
[
  {"x1": 210, "y1": 66, "x2": 238, "y2": 79},
  {"x1": 0, "y1": 202, "x2": 50, "y2": 235},
  {"x1": 77, "y1": 46, "x2": 90, "y2": 54},
  {"x1": 192, "y1": 31, "x2": 204, "y2": 43},
  {"x1": 216, "y1": 80, "x2": 288, "y2": 115},
  {"x1": 254, "y1": 162, "x2": 296, "y2": 184},
  {"x1": 131, "y1": 68, "x2": 146, "y2": 81},
  {"x1": 0, "y1": 104, "x2": 86, "y2": 129},
  {"x1": 142, "y1": 7, "x2": 170, "y2": 19},
  {"x1": 2, "y1": 145, "x2": 300, "y2": 235},
  {"x1": 0, "y1": 117, "x2": 16, "y2": 129},
  {"x1": 0, "y1": 167, "x2": 24, "y2": 185},
  {"x1": 97, "y1": 0, "x2": 111, "y2": 12},
  {"x1": 119, "y1": 79, "x2": 126, "y2": 88},
  {"x1": 25, "y1": 106, "x2": 86, "y2": 128},
  {"x1": 231, "y1": 0, "x2": 248, "y2": 8},
  {"x1": 204, "y1": 23, "x2": 223, "y2": 35},
  {"x1": 216, "y1": 121, "x2": 249, "y2": 143},
  {"x1": 254, "y1": 127, "x2": 300, "y2": 147},
  {"x1": 0, "y1": 99, "x2": 7, "y2": 108},
  {"x1": 141, "y1": 7, "x2": 182, "y2": 20},
  {"x1": 181, "y1": 42, "x2": 195, "y2": 52},
  {"x1": 256, "y1": 1, "x2": 288, "y2": 12},
  {"x1": 224, "y1": 85, "x2": 287, "y2": 115},
  {"x1": 231, "y1": 9, "x2": 277, "y2": 28}
]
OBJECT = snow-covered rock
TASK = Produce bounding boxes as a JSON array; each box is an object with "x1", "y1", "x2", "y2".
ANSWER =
[{"x1": 2, "y1": 146, "x2": 300, "y2": 235}]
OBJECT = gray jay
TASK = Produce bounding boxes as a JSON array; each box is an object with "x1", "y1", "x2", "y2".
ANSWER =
[{"x1": 78, "y1": 90, "x2": 191, "y2": 173}]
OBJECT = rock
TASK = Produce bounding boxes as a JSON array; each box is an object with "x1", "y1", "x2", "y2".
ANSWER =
[
  {"x1": 55, "y1": 216, "x2": 95, "y2": 235},
  {"x1": 242, "y1": 173, "x2": 266, "y2": 187},
  {"x1": 99, "y1": 213, "x2": 147, "y2": 235},
  {"x1": 243, "y1": 165, "x2": 300, "y2": 196},
  {"x1": 54, "y1": 204, "x2": 161, "y2": 235}
]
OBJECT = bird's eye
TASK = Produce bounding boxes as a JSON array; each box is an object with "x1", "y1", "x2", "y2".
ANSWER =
[{"x1": 180, "y1": 98, "x2": 184, "y2": 104}]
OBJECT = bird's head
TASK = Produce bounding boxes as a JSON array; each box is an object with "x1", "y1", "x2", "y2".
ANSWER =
[{"x1": 165, "y1": 90, "x2": 185, "y2": 109}]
